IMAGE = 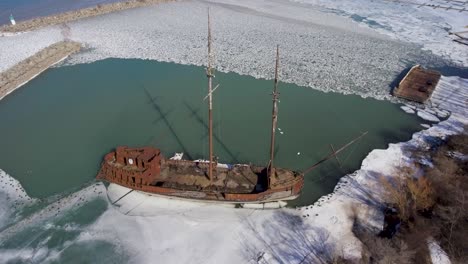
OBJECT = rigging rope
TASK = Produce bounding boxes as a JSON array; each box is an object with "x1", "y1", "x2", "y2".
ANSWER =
[{"x1": 340, "y1": 135, "x2": 362, "y2": 166}]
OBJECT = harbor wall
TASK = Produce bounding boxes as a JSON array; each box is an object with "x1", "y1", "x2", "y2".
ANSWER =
[{"x1": 0, "y1": 41, "x2": 81, "y2": 101}]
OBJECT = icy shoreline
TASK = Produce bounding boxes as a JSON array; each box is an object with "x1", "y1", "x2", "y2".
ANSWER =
[
  {"x1": 0, "y1": 0, "x2": 466, "y2": 262},
  {"x1": 0, "y1": 76, "x2": 465, "y2": 263}
]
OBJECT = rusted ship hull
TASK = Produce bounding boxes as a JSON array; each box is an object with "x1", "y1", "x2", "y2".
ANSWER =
[
  {"x1": 104, "y1": 180, "x2": 303, "y2": 204},
  {"x1": 96, "y1": 146, "x2": 304, "y2": 203}
]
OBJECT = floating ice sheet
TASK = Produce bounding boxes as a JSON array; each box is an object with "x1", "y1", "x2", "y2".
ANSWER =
[
  {"x1": 417, "y1": 110, "x2": 440, "y2": 122},
  {"x1": 400, "y1": 105, "x2": 415, "y2": 114},
  {"x1": 293, "y1": 0, "x2": 468, "y2": 67},
  {"x1": 0, "y1": 0, "x2": 449, "y2": 100}
]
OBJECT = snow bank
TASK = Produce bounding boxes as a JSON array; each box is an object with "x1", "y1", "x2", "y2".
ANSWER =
[{"x1": 428, "y1": 238, "x2": 451, "y2": 264}]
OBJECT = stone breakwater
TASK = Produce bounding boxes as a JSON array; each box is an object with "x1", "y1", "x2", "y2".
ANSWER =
[
  {"x1": 0, "y1": 0, "x2": 176, "y2": 33},
  {"x1": 0, "y1": 41, "x2": 81, "y2": 100}
]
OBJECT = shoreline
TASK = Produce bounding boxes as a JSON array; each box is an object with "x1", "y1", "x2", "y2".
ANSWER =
[
  {"x1": 0, "y1": 41, "x2": 81, "y2": 101},
  {"x1": 0, "y1": 0, "x2": 176, "y2": 33},
  {"x1": 0, "y1": 0, "x2": 466, "y2": 262}
]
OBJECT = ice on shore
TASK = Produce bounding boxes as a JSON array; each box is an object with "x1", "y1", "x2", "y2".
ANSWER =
[
  {"x1": 428, "y1": 238, "x2": 452, "y2": 264},
  {"x1": 400, "y1": 105, "x2": 415, "y2": 114},
  {"x1": 0, "y1": 76, "x2": 465, "y2": 263},
  {"x1": 0, "y1": 0, "x2": 466, "y2": 261},
  {"x1": 73, "y1": 78, "x2": 467, "y2": 262},
  {"x1": 417, "y1": 110, "x2": 440, "y2": 122},
  {"x1": 0, "y1": 170, "x2": 37, "y2": 230}
]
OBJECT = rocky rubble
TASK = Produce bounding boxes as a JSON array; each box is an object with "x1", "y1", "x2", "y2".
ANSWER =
[{"x1": 0, "y1": 41, "x2": 82, "y2": 100}]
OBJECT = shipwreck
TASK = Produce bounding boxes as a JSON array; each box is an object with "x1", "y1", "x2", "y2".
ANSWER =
[{"x1": 96, "y1": 10, "x2": 365, "y2": 204}]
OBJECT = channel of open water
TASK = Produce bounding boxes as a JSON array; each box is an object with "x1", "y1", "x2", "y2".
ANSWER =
[{"x1": 0, "y1": 59, "x2": 429, "y2": 206}]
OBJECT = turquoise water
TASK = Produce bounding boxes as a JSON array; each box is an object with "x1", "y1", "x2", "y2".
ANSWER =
[{"x1": 0, "y1": 59, "x2": 426, "y2": 206}]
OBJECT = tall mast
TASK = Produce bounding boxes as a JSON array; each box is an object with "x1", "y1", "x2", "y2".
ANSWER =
[
  {"x1": 268, "y1": 45, "x2": 280, "y2": 188},
  {"x1": 207, "y1": 8, "x2": 214, "y2": 182}
]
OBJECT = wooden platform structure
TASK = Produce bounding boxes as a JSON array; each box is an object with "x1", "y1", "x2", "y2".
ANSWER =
[
  {"x1": 449, "y1": 30, "x2": 468, "y2": 46},
  {"x1": 393, "y1": 65, "x2": 441, "y2": 103}
]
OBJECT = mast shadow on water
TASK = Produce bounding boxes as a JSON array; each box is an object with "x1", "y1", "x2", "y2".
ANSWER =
[
  {"x1": 142, "y1": 86, "x2": 194, "y2": 160},
  {"x1": 183, "y1": 101, "x2": 242, "y2": 164}
]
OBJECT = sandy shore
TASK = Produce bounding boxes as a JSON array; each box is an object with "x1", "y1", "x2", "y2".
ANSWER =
[
  {"x1": 0, "y1": 41, "x2": 81, "y2": 100},
  {"x1": 0, "y1": 0, "x2": 175, "y2": 33}
]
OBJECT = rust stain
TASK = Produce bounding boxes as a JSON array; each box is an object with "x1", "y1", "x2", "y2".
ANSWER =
[{"x1": 97, "y1": 146, "x2": 304, "y2": 203}]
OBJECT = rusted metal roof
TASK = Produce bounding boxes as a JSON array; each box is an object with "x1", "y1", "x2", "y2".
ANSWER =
[{"x1": 393, "y1": 65, "x2": 441, "y2": 103}]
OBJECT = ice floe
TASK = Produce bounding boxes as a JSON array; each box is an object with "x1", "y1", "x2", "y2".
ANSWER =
[
  {"x1": 400, "y1": 105, "x2": 415, "y2": 114},
  {"x1": 0, "y1": 0, "x2": 449, "y2": 100},
  {"x1": 0, "y1": 27, "x2": 62, "y2": 72},
  {"x1": 293, "y1": 0, "x2": 468, "y2": 67},
  {"x1": 417, "y1": 109, "x2": 440, "y2": 122}
]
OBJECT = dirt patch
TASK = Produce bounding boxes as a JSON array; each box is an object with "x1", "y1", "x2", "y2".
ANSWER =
[
  {"x1": 0, "y1": 0, "x2": 175, "y2": 33},
  {"x1": 0, "y1": 41, "x2": 82, "y2": 100}
]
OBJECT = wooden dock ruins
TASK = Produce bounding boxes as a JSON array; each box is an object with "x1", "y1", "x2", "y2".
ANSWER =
[
  {"x1": 393, "y1": 65, "x2": 441, "y2": 103},
  {"x1": 449, "y1": 30, "x2": 468, "y2": 46}
]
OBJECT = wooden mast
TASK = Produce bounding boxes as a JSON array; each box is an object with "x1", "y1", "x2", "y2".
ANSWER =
[
  {"x1": 268, "y1": 45, "x2": 280, "y2": 188},
  {"x1": 207, "y1": 8, "x2": 214, "y2": 182}
]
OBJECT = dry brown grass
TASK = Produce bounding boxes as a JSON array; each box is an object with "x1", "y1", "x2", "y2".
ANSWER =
[
  {"x1": 353, "y1": 131, "x2": 468, "y2": 263},
  {"x1": 379, "y1": 167, "x2": 435, "y2": 224}
]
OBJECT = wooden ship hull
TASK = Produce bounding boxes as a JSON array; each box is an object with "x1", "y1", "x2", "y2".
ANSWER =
[
  {"x1": 95, "y1": 11, "x2": 366, "y2": 204},
  {"x1": 97, "y1": 146, "x2": 305, "y2": 203}
]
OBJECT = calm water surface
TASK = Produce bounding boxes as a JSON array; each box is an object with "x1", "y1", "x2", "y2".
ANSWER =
[{"x1": 0, "y1": 59, "x2": 427, "y2": 206}]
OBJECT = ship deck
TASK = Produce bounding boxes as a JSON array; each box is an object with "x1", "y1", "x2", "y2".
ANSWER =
[{"x1": 154, "y1": 162, "x2": 262, "y2": 193}]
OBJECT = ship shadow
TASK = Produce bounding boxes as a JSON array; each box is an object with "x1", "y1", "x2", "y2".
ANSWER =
[
  {"x1": 238, "y1": 210, "x2": 338, "y2": 263},
  {"x1": 376, "y1": 127, "x2": 416, "y2": 144},
  {"x1": 337, "y1": 171, "x2": 386, "y2": 211},
  {"x1": 183, "y1": 101, "x2": 242, "y2": 164},
  {"x1": 143, "y1": 87, "x2": 194, "y2": 160}
]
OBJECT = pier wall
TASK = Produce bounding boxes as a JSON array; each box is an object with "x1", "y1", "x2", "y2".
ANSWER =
[{"x1": 0, "y1": 41, "x2": 81, "y2": 101}]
